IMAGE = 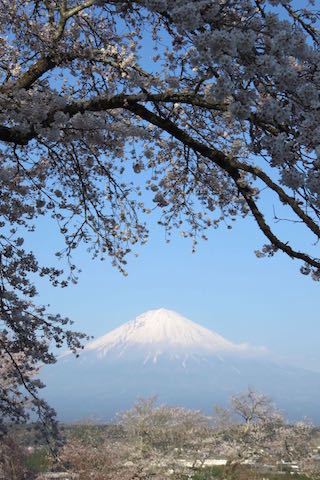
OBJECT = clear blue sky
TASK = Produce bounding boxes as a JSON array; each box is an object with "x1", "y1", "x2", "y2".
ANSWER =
[{"x1": 32, "y1": 203, "x2": 320, "y2": 373}]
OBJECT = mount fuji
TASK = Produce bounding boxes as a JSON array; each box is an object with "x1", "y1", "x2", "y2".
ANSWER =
[
  {"x1": 41, "y1": 309, "x2": 320, "y2": 423},
  {"x1": 80, "y1": 308, "x2": 268, "y2": 360}
]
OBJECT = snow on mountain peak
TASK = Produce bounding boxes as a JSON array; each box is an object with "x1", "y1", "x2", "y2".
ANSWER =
[{"x1": 84, "y1": 308, "x2": 266, "y2": 358}]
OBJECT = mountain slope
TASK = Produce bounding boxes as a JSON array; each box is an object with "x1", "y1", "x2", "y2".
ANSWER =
[
  {"x1": 75, "y1": 308, "x2": 267, "y2": 361},
  {"x1": 41, "y1": 309, "x2": 320, "y2": 423}
]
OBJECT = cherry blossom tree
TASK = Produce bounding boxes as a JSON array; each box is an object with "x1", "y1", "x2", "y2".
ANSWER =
[
  {"x1": 1, "y1": 0, "x2": 320, "y2": 436},
  {"x1": 213, "y1": 389, "x2": 313, "y2": 479},
  {"x1": 118, "y1": 396, "x2": 213, "y2": 478},
  {"x1": 47, "y1": 394, "x2": 318, "y2": 479},
  {"x1": 54, "y1": 397, "x2": 214, "y2": 479}
]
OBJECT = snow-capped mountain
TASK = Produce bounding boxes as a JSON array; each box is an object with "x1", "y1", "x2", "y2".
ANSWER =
[
  {"x1": 81, "y1": 308, "x2": 267, "y2": 362},
  {"x1": 41, "y1": 309, "x2": 320, "y2": 423}
]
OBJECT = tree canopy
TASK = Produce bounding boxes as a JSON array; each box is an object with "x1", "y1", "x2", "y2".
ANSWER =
[{"x1": 1, "y1": 0, "x2": 320, "y2": 435}]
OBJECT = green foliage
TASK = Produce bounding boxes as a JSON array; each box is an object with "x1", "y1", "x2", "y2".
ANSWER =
[
  {"x1": 23, "y1": 449, "x2": 50, "y2": 474},
  {"x1": 190, "y1": 466, "x2": 224, "y2": 479}
]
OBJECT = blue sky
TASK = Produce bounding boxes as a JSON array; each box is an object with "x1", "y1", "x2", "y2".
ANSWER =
[{"x1": 32, "y1": 201, "x2": 320, "y2": 373}]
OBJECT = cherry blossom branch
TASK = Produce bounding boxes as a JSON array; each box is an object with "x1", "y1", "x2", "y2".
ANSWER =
[
  {"x1": 123, "y1": 102, "x2": 320, "y2": 270},
  {"x1": 1, "y1": 84, "x2": 319, "y2": 267},
  {"x1": 55, "y1": 0, "x2": 96, "y2": 40},
  {"x1": 281, "y1": 3, "x2": 320, "y2": 45},
  {"x1": 234, "y1": 161, "x2": 320, "y2": 240}
]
